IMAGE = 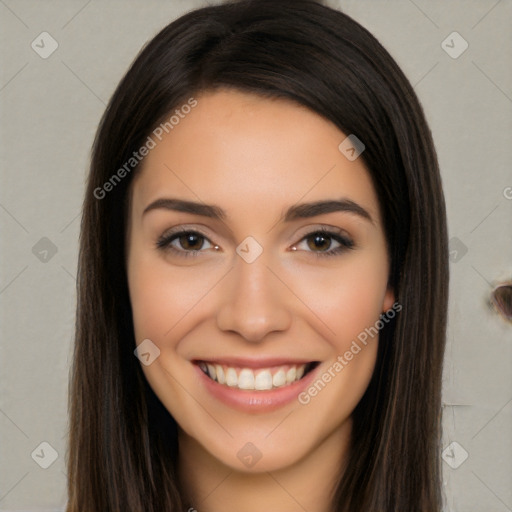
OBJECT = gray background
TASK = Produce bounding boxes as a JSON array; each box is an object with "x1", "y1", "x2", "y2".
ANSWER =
[{"x1": 1, "y1": 0, "x2": 511, "y2": 510}]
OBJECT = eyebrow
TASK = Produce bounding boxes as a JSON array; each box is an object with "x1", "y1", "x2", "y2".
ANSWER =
[
  {"x1": 142, "y1": 197, "x2": 374, "y2": 224},
  {"x1": 143, "y1": 197, "x2": 225, "y2": 220},
  {"x1": 283, "y1": 199, "x2": 374, "y2": 224}
]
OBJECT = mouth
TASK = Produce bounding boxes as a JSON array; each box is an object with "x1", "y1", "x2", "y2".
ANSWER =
[{"x1": 195, "y1": 360, "x2": 320, "y2": 391}]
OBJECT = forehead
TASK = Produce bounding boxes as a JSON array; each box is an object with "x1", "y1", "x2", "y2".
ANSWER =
[{"x1": 130, "y1": 89, "x2": 380, "y2": 224}]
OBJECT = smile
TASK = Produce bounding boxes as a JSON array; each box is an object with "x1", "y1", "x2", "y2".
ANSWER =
[{"x1": 196, "y1": 361, "x2": 318, "y2": 391}]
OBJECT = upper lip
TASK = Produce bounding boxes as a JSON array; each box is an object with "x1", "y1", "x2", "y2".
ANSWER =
[{"x1": 193, "y1": 357, "x2": 316, "y2": 369}]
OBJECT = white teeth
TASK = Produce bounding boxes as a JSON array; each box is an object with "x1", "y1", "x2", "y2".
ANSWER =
[
  {"x1": 286, "y1": 367, "x2": 296, "y2": 384},
  {"x1": 215, "y1": 364, "x2": 225, "y2": 384},
  {"x1": 255, "y1": 370, "x2": 273, "y2": 390},
  {"x1": 207, "y1": 363, "x2": 216, "y2": 380},
  {"x1": 225, "y1": 368, "x2": 238, "y2": 387},
  {"x1": 200, "y1": 362, "x2": 309, "y2": 390},
  {"x1": 238, "y1": 369, "x2": 255, "y2": 389},
  {"x1": 272, "y1": 369, "x2": 286, "y2": 387}
]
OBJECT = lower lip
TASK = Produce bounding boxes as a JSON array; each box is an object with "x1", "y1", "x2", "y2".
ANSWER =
[{"x1": 194, "y1": 363, "x2": 320, "y2": 413}]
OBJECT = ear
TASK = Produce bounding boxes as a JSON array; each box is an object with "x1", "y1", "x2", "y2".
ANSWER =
[{"x1": 382, "y1": 286, "x2": 395, "y2": 313}]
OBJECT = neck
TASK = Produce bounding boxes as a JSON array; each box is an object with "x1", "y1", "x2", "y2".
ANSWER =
[{"x1": 178, "y1": 417, "x2": 352, "y2": 512}]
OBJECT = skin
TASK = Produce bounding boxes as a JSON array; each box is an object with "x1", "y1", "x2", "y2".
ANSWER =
[{"x1": 126, "y1": 89, "x2": 395, "y2": 512}]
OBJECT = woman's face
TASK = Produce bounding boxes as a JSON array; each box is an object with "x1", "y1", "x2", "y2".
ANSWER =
[{"x1": 126, "y1": 89, "x2": 394, "y2": 472}]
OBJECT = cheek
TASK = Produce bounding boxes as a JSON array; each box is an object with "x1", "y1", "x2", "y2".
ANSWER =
[
  {"x1": 291, "y1": 256, "x2": 388, "y2": 419},
  {"x1": 129, "y1": 257, "x2": 176, "y2": 341},
  {"x1": 129, "y1": 247, "x2": 389, "y2": 346},
  {"x1": 127, "y1": 251, "x2": 211, "y2": 408},
  {"x1": 127, "y1": 248, "x2": 224, "y2": 348},
  {"x1": 130, "y1": 273, "x2": 180, "y2": 344},
  {"x1": 288, "y1": 252, "x2": 389, "y2": 349}
]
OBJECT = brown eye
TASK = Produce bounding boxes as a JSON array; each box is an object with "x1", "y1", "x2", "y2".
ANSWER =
[
  {"x1": 306, "y1": 233, "x2": 333, "y2": 252},
  {"x1": 178, "y1": 233, "x2": 205, "y2": 250},
  {"x1": 156, "y1": 230, "x2": 214, "y2": 255},
  {"x1": 293, "y1": 229, "x2": 354, "y2": 257}
]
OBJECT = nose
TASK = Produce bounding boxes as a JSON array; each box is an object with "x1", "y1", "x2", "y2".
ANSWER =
[{"x1": 216, "y1": 254, "x2": 293, "y2": 342}]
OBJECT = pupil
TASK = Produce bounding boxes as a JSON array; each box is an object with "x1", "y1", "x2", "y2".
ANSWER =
[
  {"x1": 181, "y1": 233, "x2": 202, "y2": 250},
  {"x1": 308, "y1": 234, "x2": 330, "y2": 251}
]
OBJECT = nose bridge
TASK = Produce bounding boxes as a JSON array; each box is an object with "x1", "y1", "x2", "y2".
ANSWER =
[
  {"x1": 216, "y1": 249, "x2": 292, "y2": 341},
  {"x1": 237, "y1": 255, "x2": 274, "y2": 303}
]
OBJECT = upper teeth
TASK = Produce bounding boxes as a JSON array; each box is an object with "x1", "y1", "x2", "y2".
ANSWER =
[{"x1": 198, "y1": 362, "x2": 307, "y2": 390}]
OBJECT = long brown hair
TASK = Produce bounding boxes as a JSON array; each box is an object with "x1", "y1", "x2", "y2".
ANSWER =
[{"x1": 66, "y1": 0, "x2": 449, "y2": 510}]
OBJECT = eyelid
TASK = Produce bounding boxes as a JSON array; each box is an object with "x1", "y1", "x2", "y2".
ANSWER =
[
  {"x1": 291, "y1": 226, "x2": 355, "y2": 254},
  {"x1": 155, "y1": 224, "x2": 355, "y2": 257},
  {"x1": 292, "y1": 225, "x2": 355, "y2": 247},
  {"x1": 155, "y1": 225, "x2": 217, "y2": 255},
  {"x1": 292, "y1": 223, "x2": 351, "y2": 239},
  {"x1": 157, "y1": 224, "x2": 212, "y2": 241}
]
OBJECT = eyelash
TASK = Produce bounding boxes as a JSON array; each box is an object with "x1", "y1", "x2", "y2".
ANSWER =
[
  {"x1": 294, "y1": 227, "x2": 355, "y2": 257},
  {"x1": 155, "y1": 227, "x2": 355, "y2": 258},
  {"x1": 155, "y1": 228, "x2": 213, "y2": 259}
]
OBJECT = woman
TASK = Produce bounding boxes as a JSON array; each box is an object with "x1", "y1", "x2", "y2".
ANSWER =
[{"x1": 66, "y1": 0, "x2": 449, "y2": 510}]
